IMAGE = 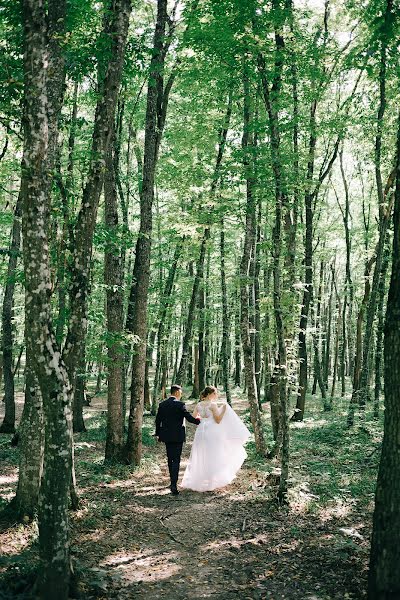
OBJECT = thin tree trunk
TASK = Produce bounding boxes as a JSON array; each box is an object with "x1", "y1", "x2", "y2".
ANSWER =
[
  {"x1": 220, "y1": 220, "x2": 231, "y2": 405},
  {"x1": 151, "y1": 239, "x2": 183, "y2": 413},
  {"x1": 176, "y1": 230, "x2": 210, "y2": 384},
  {"x1": 104, "y1": 127, "x2": 124, "y2": 461},
  {"x1": 254, "y1": 205, "x2": 262, "y2": 406},
  {"x1": 56, "y1": 81, "x2": 78, "y2": 344},
  {"x1": 240, "y1": 56, "x2": 266, "y2": 456},
  {"x1": 198, "y1": 285, "x2": 206, "y2": 391},
  {"x1": 374, "y1": 239, "x2": 390, "y2": 418},
  {"x1": 234, "y1": 283, "x2": 241, "y2": 387},
  {"x1": 0, "y1": 194, "x2": 22, "y2": 434}
]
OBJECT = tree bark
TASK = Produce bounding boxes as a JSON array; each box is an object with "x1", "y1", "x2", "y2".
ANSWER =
[
  {"x1": 176, "y1": 229, "x2": 210, "y2": 385},
  {"x1": 220, "y1": 220, "x2": 231, "y2": 405},
  {"x1": 125, "y1": 0, "x2": 168, "y2": 465},
  {"x1": 373, "y1": 240, "x2": 390, "y2": 418},
  {"x1": 104, "y1": 127, "x2": 124, "y2": 461},
  {"x1": 13, "y1": 351, "x2": 44, "y2": 519},
  {"x1": 351, "y1": 2, "x2": 392, "y2": 418},
  {"x1": 368, "y1": 105, "x2": 400, "y2": 600},
  {"x1": 21, "y1": 2, "x2": 72, "y2": 596},
  {"x1": 0, "y1": 193, "x2": 22, "y2": 434},
  {"x1": 240, "y1": 56, "x2": 266, "y2": 456},
  {"x1": 151, "y1": 239, "x2": 183, "y2": 413},
  {"x1": 63, "y1": 0, "x2": 132, "y2": 400}
]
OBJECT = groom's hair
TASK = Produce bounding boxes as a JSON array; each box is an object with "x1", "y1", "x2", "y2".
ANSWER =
[{"x1": 170, "y1": 384, "x2": 182, "y2": 396}]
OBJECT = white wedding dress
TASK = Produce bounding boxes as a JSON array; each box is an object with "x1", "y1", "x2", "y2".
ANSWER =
[{"x1": 181, "y1": 400, "x2": 251, "y2": 492}]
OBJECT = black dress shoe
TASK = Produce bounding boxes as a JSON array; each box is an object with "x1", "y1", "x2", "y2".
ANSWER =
[{"x1": 170, "y1": 485, "x2": 179, "y2": 495}]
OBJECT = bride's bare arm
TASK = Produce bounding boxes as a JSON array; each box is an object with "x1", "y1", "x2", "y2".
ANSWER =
[
  {"x1": 192, "y1": 403, "x2": 199, "y2": 417},
  {"x1": 211, "y1": 403, "x2": 226, "y2": 424}
]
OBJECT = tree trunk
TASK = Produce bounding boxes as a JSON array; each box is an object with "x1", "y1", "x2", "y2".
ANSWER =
[
  {"x1": 125, "y1": 0, "x2": 168, "y2": 465},
  {"x1": 21, "y1": 2, "x2": 72, "y2": 596},
  {"x1": 374, "y1": 241, "x2": 390, "y2": 418},
  {"x1": 151, "y1": 239, "x2": 183, "y2": 413},
  {"x1": 234, "y1": 284, "x2": 241, "y2": 387},
  {"x1": 368, "y1": 104, "x2": 400, "y2": 600},
  {"x1": 254, "y1": 206, "x2": 262, "y2": 406},
  {"x1": 176, "y1": 229, "x2": 210, "y2": 385},
  {"x1": 220, "y1": 220, "x2": 231, "y2": 405},
  {"x1": 351, "y1": 8, "x2": 391, "y2": 419},
  {"x1": 72, "y1": 344, "x2": 86, "y2": 432},
  {"x1": 56, "y1": 80, "x2": 78, "y2": 345},
  {"x1": 104, "y1": 128, "x2": 124, "y2": 462},
  {"x1": 239, "y1": 56, "x2": 266, "y2": 456},
  {"x1": 63, "y1": 0, "x2": 132, "y2": 395},
  {"x1": 0, "y1": 193, "x2": 22, "y2": 434},
  {"x1": 13, "y1": 351, "x2": 44, "y2": 519},
  {"x1": 347, "y1": 255, "x2": 374, "y2": 425},
  {"x1": 292, "y1": 94, "x2": 316, "y2": 420}
]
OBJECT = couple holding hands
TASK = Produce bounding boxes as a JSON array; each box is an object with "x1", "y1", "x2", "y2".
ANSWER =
[{"x1": 155, "y1": 384, "x2": 250, "y2": 495}]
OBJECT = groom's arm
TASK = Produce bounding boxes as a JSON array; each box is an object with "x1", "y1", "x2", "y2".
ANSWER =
[
  {"x1": 181, "y1": 403, "x2": 200, "y2": 425},
  {"x1": 155, "y1": 407, "x2": 162, "y2": 437}
]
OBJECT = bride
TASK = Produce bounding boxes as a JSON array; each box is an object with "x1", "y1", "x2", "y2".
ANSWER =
[{"x1": 181, "y1": 385, "x2": 251, "y2": 492}]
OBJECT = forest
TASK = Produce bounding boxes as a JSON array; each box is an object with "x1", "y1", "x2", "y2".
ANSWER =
[{"x1": 0, "y1": 0, "x2": 399, "y2": 598}]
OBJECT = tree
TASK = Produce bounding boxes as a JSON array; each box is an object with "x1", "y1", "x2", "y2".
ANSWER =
[
  {"x1": 20, "y1": 1, "x2": 72, "y2": 596},
  {"x1": 368, "y1": 109, "x2": 400, "y2": 600}
]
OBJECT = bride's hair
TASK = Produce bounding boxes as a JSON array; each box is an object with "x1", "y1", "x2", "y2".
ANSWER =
[{"x1": 200, "y1": 385, "x2": 217, "y2": 400}]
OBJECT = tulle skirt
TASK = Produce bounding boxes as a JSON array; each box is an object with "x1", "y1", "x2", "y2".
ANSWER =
[{"x1": 181, "y1": 404, "x2": 251, "y2": 492}]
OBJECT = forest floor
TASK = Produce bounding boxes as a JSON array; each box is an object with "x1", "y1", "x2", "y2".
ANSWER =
[{"x1": 0, "y1": 386, "x2": 382, "y2": 600}]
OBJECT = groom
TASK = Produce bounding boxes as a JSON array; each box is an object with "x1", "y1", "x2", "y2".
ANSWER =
[{"x1": 155, "y1": 384, "x2": 200, "y2": 495}]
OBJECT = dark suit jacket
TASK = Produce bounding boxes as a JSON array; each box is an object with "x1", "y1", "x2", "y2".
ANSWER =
[{"x1": 155, "y1": 396, "x2": 200, "y2": 443}]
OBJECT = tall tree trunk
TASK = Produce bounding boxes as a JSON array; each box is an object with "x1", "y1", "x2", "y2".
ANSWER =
[
  {"x1": 21, "y1": 2, "x2": 72, "y2": 596},
  {"x1": 56, "y1": 80, "x2": 78, "y2": 345},
  {"x1": 351, "y1": 3, "x2": 392, "y2": 418},
  {"x1": 104, "y1": 128, "x2": 124, "y2": 461},
  {"x1": 0, "y1": 193, "x2": 22, "y2": 434},
  {"x1": 125, "y1": 0, "x2": 168, "y2": 465},
  {"x1": 373, "y1": 241, "x2": 390, "y2": 418},
  {"x1": 63, "y1": 0, "x2": 132, "y2": 405},
  {"x1": 234, "y1": 283, "x2": 241, "y2": 387},
  {"x1": 293, "y1": 105, "x2": 315, "y2": 420},
  {"x1": 240, "y1": 56, "x2": 266, "y2": 456},
  {"x1": 220, "y1": 220, "x2": 231, "y2": 405},
  {"x1": 368, "y1": 105, "x2": 400, "y2": 600},
  {"x1": 254, "y1": 205, "x2": 262, "y2": 406}
]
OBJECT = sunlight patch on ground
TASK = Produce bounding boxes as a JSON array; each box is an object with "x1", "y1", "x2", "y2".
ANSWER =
[
  {"x1": 0, "y1": 522, "x2": 37, "y2": 557},
  {"x1": 289, "y1": 480, "x2": 320, "y2": 512},
  {"x1": 78, "y1": 529, "x2": 105, "y2": 543},
  {"x1": 319, "y1": 497, "x2": 356, "y2": 522},
  {"x1": 101, "y1": 549, "x2": 181, "y2": 584},
  {"x1": 201, "y1": 532, "x2": 276, "y2": 552},
  {"x1": 0, "y1": 474, "x2": 18, "y2": 486},
  {"x1": 134, "y1": 485, "x2": 171, "y2": 497},
  {"x1": 291, "y1": 417, "x2": 329, "y2": 429}
]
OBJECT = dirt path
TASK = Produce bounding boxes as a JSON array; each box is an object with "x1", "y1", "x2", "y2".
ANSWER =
[
  {"x1": 69, "y1": 397, "x2": 368, "y2": 600},
  {"x1": 1, "y1": 394, "x2": 371, "y2": 599}
]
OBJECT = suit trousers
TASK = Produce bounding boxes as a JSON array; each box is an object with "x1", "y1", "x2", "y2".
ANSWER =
[{"x1": 165, "y1": 442, "x2": 183, "y2": 487}]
